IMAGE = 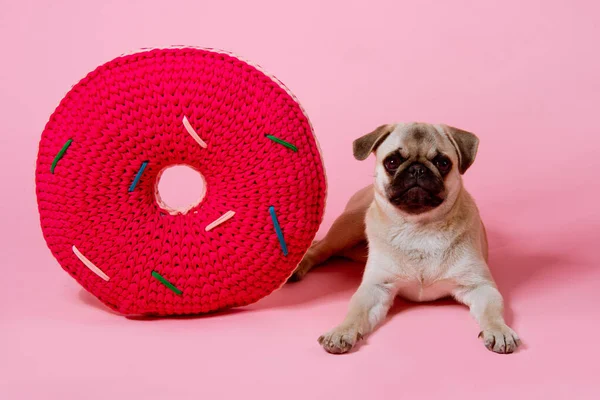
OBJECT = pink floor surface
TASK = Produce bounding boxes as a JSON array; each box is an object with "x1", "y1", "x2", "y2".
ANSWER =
[{"x1": 2, "y1": 1, "x2": 599, "y2": 399}]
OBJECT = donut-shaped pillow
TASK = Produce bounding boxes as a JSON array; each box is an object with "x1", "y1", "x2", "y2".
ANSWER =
[{"x1": 36, "y1": 47, "x2": 327, "y2": 316}]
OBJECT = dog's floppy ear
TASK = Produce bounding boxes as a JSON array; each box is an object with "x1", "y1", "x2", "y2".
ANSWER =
[
  {"x1": 353, "y1": 124, "x2": 395, "y2": 160},
  {"x1": 443, "y1": 125, "x2": 479, "y2": 174}
]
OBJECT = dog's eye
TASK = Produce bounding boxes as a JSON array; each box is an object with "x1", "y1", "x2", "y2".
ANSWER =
[
  {"x1": 434, "y1": 155, "x2": 452, "y2": 173},
  {"x1": 383, "y1": 154, "x2": 403, "y2": 172}
]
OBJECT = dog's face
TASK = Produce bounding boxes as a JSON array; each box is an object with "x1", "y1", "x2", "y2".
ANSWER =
[{"x1": 353, "y1": 123, "x2": 479, "y2": 218}]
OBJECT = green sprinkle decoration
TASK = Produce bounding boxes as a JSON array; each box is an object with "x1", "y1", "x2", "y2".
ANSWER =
[
  {"x1": 50, "y1": 139, "x2": 73, "y2": 174},
  {"x1": 151, "y1": 271, "x2": 182, "y2": 295},
  {"x1": 265, "y1": 135, "x2": 298, "y2": 152}
]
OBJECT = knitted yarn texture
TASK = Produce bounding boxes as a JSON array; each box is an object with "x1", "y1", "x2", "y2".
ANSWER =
[{"x1": 36, "y1": 47, "x2": 327, "y2": 315}]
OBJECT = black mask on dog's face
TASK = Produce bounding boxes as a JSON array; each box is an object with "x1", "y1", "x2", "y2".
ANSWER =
[
  {"x1": 353, "y1": 123, "x2": 479, "y2": 216},
  {"x1": 382, "y1": 151, "x2": 451, "y2": 214}
]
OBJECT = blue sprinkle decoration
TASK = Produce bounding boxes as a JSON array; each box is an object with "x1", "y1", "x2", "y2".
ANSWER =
[
  {"x1": 129, "y1": 161, "x2": 149, "y2": 192},
  {"x1": 269, "y1": 206, "x2": 288, "y2": 256}
]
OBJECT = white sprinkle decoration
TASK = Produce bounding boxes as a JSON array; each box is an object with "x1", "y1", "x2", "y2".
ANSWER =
[
  {"x1": 182, "y1": 116, "x2": 208, "y2": 148},
  {"x1": 72, "y1": 245, "x2": 110, "y2": 281},
  {"x1": 205, "y1": 211, "x2": 236, "y2": 232}
]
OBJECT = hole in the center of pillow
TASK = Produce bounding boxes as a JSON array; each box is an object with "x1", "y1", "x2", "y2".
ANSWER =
[{"x1": 155, "y1": 165, "x2": 206, "y2": 215}]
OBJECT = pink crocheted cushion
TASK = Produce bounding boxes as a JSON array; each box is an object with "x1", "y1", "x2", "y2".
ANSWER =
[{"x1": 36, "y1": 47, "x2": 327, "y2": 316}]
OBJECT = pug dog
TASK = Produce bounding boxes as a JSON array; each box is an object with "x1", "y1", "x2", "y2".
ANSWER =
[{"x1": 291, "y1": 123, "x2": 520, "y2": 355}]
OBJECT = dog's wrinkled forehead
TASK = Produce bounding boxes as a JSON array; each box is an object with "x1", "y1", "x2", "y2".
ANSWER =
[{"x1": 376, "y1": 123, "x2": 455, "y2": 160}]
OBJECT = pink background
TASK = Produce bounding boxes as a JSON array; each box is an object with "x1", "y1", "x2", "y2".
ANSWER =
[{"x1": 1, "y1": 0, "x2": 599, "y2": 399}]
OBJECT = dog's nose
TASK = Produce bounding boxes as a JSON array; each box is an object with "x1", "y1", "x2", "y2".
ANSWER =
[{"x1": 408, "y1": 163, "x2": 426, "y2": 177}]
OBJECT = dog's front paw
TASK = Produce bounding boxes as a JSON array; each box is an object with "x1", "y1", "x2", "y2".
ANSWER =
[
  {"x1": 318, "y1": 325, "x2": 363, "y2": 354},
  {"x1": 479, "y1": 325, "x2": 521, "y2": 354}
]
